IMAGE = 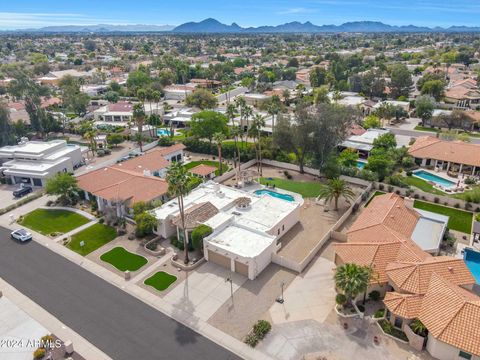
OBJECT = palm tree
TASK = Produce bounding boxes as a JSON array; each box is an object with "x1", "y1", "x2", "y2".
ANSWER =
[
  {"x1": 267, "y1": 95, "x2": 281, "y2": 133},
  {"x1": 318, "y1": 178, "x2": 355, "y2": 211},
  {"x1": 334, "y1": 263, "x2": 372, "y2": 306},
  {"x1": 230, "y1": 126, "x2": 243, "y2": 184},
  {"x1": 226, "y1": 103, "x2": 237, "y2": 128},
  {"x1": 84, "y1": 129, "x2": 98, "y2": 157},
  {"x1": 249, "y1": 114, "x2": 266, "y2": 175},
  {"x1": 133, "y1": 103, "x2": 145, "y2": 152},
  {"x1": 166, "y1": 162, "x2": 192, "y2": 264},
  {"x1": 213, "y1": 132, "x2": 226, "y2": 175}
]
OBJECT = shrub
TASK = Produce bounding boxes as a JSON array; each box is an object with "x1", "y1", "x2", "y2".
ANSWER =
[
  {"x1": 33, "y1": 348, "x2": 46, "y2": 359},
  {"x1": 374, "y1": 309, "x2": 385, "y2": 319},
  {"x1": 244, "y1": 333, "x2": 259, "y2": 347},
  {"x1": 253, "y1": 320, "x2": 271, "y2": 340},
  {"x1": 434, "y1": 197, "x2": 439, "y2": 204},
  {"x1": 406, "y1": 170, "x2": 413, "y2": 176},
  {"x1": 414, "y1": 194, "x2": 419, "y2": 199},
  {"x1": 378, "y1": 184, "x2": 385, "y2": 191},
  {"x1": 476, "y1": 213, "x2": 480, "y2": 222},
  {"x1": 357, "y1": 304, "x2": 365, "y2": 312},
  {"x1": 369, "y1": 290, "x2": 380, "y2": 301},
  {"x1": 454, "y1": 203, "x2": 460, "y2": 208},
  {"x1": 191, "y1": 224, "x2": 213, "y2": 250},
  {"x1": 336, "y1": 293, "x2": 347, "y2": 307},
  {"x1": 146, "y1": 241, "x2": 158, "y2": 251},
  {"x1": 158, "y1": 137, "x2": 175, "y2": 147},
  {"x1": 465, "y1": 177, "x2": 476, "y2": 185},
  {"x1": 97, "y1": 149, "x2": 106, "y2": 157},
  {"x1": 99, "y1": 218, "x2": 105, "y2": 224},
  {"x1": 104, "y1": 148, "x2": 111, "y2": 155},
  {"x1": 387, "y1": 185, "x2": 394, "y2": 192}
]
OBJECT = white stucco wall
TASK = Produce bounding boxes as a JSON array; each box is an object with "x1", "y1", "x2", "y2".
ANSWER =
[{"x1": 426, "y1": 334, "x2": 480, "y2": 360}]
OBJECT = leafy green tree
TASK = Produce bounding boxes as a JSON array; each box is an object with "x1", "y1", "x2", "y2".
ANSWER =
[
  {"x1": 134, "y1": 212, "x2": 157, "y2": 237},
  {"x1": 190, "y1": 110, "x2": 228, "y2": 146},
  {"x1": 334, "y1": 263, "x2": 372, "y2": 306},
  {"x1": 166, "y1": 162, "x2": 193, "y2": 264},
  {"x1": 127, "y1": 69, "x2": 151, "y2": 94},
  {"x1": 309, "y1": 67, "x2": 327, "y2": 87},
  {"x1": 338, "y1": 149, "x2": 359, "y2": 168},
  {"x1": 363, "y1": 115, "x2": 381, "y2": 129},
  {"x1": 45, "y1": 173, "x2": 80, "y2": 205},
  {"x1": 191, "y1": 224, "x2": 213, "y2": 250},
  {"x1": 390, "y1": 64, "x2": 412, "y2": 99},
  {"x1": 421, "y1": 80, "x2": 445, "y2": 101},
  {"x1": 186, "y1": 88, "x2": 217, "y2": 109},
  {"x1": 0, "y1": 102, "x2": 15, "y2": 147},
  {"x1": 365, "y1": 152, "x2": 394, "y2": 181},
  {"x1": 318, "y1": 178, "x2": 356, "y2": 211},
  {"x1": 415, "y1": 95, "x2": 435, "y2": 124},
  {"x1": 373, "y1": 133, "x2": 396, "y2": 150},
  {"x1": 313, "y1": 85, "x2": 330, "y2": 104},
  {"x1": 58, "y1": 75, "x2": 89, "y2": 116},
  {"x1": 106, "y1": 133, "x2": 124, "y2": 147},
  {"x1": 104, "y1": 91, "x2": 119, "y2": 103}
]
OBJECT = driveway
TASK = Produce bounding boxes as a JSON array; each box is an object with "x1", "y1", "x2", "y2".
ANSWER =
[
  {"x1": 163, "y1": 262, "x2": 247, "y2": 321},
  {"x1": 0, "y1": 226, "x2": 240, "y2": 360},
  {"x1": 0, "y1": 185, "x2": 41, "y2": 212}
]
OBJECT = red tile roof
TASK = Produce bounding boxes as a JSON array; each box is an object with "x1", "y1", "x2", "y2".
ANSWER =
[{"x1": 189, "y1": 164, "x2": 217, "y2": 176}]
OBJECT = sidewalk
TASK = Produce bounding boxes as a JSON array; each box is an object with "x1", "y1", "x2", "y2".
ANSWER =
[{"x1": 0, "y1": 196, "x2": 273, "y2": 360}]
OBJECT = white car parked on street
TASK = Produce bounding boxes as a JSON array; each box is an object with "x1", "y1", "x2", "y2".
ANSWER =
[{"x1": 10, "y1": 229, "x2": 32, "y2": 242}]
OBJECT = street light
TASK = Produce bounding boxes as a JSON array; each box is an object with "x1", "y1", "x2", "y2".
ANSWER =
[
  {"x1": 225, "y1": 276, "x2": 233, "y2": 299},
  {"x1": 275, "y1": 281, "x2": 285, "y2": 304}
]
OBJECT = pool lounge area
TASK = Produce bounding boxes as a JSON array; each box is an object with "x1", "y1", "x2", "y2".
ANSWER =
[
  {"x1": 413, "y1": 169, "x2": 457, "y2": 190},
  {"x1": 464, "y1": 248, "x2": 480, "y2": 284}
]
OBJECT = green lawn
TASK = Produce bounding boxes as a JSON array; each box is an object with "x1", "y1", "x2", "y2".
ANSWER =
[
  {"x1": 413, "y1": 200, "x2": 473, "y2": 234},
  {"x1": 67, "y1": 223, "x2": 117, "y2": 256},
  {"x1": 144, "y1": 271, "x2": 177, "y2": 291},
  {"x1": 100, "y1": 247, "x2": 148, "y2": 272},
  {"x1": 403, "y1": 176, "x2": 446, "y2": 196},
  {"x1": 259, "y1": 177, "x2": 323, "y2": 198},
  {"x1": 364, "y1": 191, "x2": 386, "y2": 207},
  {"x1": 184, "y1": 160, "x2": 231, "y2": 176},
  {"x1": 414, "y1": 126, "x2": 439, "y2": 133},
  {"x1": 20, "y1": 209, "x2": 90, "y2": 236}
]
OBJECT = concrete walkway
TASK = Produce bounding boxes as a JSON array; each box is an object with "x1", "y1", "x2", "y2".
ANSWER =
[
  {"x1": 53, "y1": 220, "x2": 98, "y2": 243},
  {"x1": 0, "y1": 196, "x2": 273, "y2": 360}
]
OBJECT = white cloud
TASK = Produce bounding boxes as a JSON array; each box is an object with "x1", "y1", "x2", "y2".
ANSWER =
[{"x1": 276, "y1": 7, "x2": 317, "y2": 15}]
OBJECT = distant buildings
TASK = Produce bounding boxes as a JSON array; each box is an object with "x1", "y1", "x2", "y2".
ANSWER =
[{"x1": 93, "y1": 101, "x2": 163, "y2": 126}]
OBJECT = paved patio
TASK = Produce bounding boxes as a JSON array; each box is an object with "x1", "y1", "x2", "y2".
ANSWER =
[{"x1": 162, "y1": 262, "x2": 247, "y2": 321}]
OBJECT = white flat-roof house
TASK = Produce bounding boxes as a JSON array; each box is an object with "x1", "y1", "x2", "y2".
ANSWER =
[
  {"x1": 93, "y1": 102, "x2": 163, "y2": 126},
  {"x1": 339, "y1": 128, "x2": 391, "y2": 158},
  {"x1": 0, "y1": 140, "x2": 83, "y2": 187},
  {"x1": 152, "y1": 182, "x2": 300, "y2": 280}
]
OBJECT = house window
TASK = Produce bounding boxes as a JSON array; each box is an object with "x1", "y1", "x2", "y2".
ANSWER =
[
  {"x1": 277, "y1": 229, "x2": 280, "y2": 235},
  {"x1": 394, "y1": 317, "x2": 403, "y2": 329},
  {"x1": 282, "y1": 225, "x2": 285, "y2": 231},
  {"x1": 459, "y1": 351, "x2": 472, "y2": 360}
]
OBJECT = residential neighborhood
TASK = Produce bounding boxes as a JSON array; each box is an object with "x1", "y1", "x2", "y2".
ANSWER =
[{"x1": 2, "y1": 3, "x2": 480, "y2": 360}]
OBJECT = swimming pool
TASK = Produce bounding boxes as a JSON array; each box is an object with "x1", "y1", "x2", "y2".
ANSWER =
[
  {"x1": 413, "y1": 170, "x2": 456, "y2": 188},
  {"x1": 464, "y1": 248, "x2": 480, "y2": 284},
  {"x1": 157, "y1": 128, "x2": 172, "y2": 137},
  {"x1": 356, "y1": 160, "x2": 367, "y2": 169},
  {"x1": 254, "y1": 189, "x2": 295, "y2": 202}
]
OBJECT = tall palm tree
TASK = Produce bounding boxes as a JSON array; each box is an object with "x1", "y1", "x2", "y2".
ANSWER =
[
  {"x1": 166, "y1": 162, "x2": 192, "y2": 264},
  {"x1": 213, "y1": 132, "x2": 226, "y2": 175},
  {"x1": 84, "y1": 129, "x2": 98, "y2": 157},
  {"x1": 133, "y1": 103, "x2": 145, "y2": 152},
  {"x1": 267, "y1": 95, "x2": 281, "y2": 133},
  {"x1": 249, "y1": 114, "x2": 266, "y2": 175},
  {"x1": 226, "y1": 103, "x2": 237, "y2": 128},
  {"x1": 230, "y1": 126, "x2": 243, "y2": 184},
  {"x1": 318, "y1": 178, "x2": 355, "y2": 211},
  {"x1": 334, "y1": 263, "x2": 372, "y2": 306}
]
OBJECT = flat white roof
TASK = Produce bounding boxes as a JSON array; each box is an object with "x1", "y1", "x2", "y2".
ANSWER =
[
  {"x1": 206, "y1": 225, "x2": 275, "y2": 258},
  {"x1": 0, "y1": 140, "x2": 66, "y2": 157},
  {"x1": 411, "y1": 210, "x2": 449, "y2": 252}
]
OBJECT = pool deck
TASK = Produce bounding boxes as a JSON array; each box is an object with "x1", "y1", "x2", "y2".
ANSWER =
[{"x1": 413, "y1": 168, "x2": 467, "y2": 193}]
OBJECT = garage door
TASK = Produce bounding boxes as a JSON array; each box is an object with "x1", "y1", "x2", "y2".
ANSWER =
[
  {"x1": 234, "y1": 260, "x2": 249, "y2": 277},
  {"x1": 207, "y1": 250, "x2": 231, "y2": 269}
]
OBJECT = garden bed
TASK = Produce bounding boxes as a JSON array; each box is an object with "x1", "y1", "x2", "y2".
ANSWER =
[{"x1": 378, "y1": 320, "x2": 409, "y2": 343}]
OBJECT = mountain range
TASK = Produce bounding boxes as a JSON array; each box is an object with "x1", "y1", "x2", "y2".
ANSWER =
[{"x1": 7, "y1": 18, "x2": 480, "y2": 33}]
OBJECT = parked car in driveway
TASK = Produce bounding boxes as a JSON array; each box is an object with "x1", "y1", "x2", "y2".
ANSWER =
[
  {"x1": 10, "y1": 229, "x2": 32, "y2": 242},
  {"x1": 13, "y1": 186, "x2": 33, "y2": 198}
]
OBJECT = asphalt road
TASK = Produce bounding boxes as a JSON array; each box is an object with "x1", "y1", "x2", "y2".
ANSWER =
[{"x1": 0, "y1": 227, "x2": 240, "y2": 360}]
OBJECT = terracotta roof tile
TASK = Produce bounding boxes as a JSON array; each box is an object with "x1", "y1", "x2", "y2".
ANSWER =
[
  {"x1": 383, "y1": 292, "x2": 424, "y2": 319},
  {"x1": 408, "y1": 136, "x2": 480, "y2": 167},
  {"x1": 189, "y1": 164, "x2": 217, "y2": 176}
]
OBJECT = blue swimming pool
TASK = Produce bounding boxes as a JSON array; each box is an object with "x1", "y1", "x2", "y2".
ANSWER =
[
  {"x1": 464, "y1": 248, "x2": 480, "y2": 284},
  {"x1": 157, "y1": 128, "x2": 172, "y2": 137},
  {"x1": 413, "y1": 170, "x2": 456, "y2": 188},
  {"x1": 255, "y1": 189, "x2": 295, "y2": 202},
  {"x1": 356, "y1": 160, "x2": 367, "y2": 169}
]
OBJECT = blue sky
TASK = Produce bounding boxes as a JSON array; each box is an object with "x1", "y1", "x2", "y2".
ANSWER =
[{"x1": 1, "y1": 0, "x2": 480, "y2": 29}]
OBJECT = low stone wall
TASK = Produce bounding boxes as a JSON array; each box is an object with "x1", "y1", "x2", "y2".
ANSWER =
[
  {"x1": 403, "y1": 323, "x2": 425, "y2": 351},
  {"x1": 331, "y1": 231, "x2": 348, "y2": 242}
]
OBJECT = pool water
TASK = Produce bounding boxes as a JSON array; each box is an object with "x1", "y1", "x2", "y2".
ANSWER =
[
  {"x1": 255, "y1": 189, "x2": 295, "y2": 202},
  {"x1": 157, "y1": 128, "x2": 172, "y2": 137},
  {"x1": 464, "y1": 248, "x2": 480, "y2": 284},
  {"x1": 413, "y1": 170, "x2": 456, "y2": 188},
  {"x1": 356, "y1": 160, "x2": 367, "y2": 169}
]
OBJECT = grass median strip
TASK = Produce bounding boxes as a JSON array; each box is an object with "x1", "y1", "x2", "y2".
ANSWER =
[
  {"x1": 101, "y1": 247, "x2": 148, "y2": 272},
  {"x1": 20, "y1": 209, "x2": 90, "y2": 235},
  {"x1": 413, "y1": 200, "x2": 473, "y2": 234},
  {"x1": 144, "y1": 271, "x2": 177, "y2": 291},
  {"x1": 67, "y1": 223, "x2": 117, "y2": 256}
]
